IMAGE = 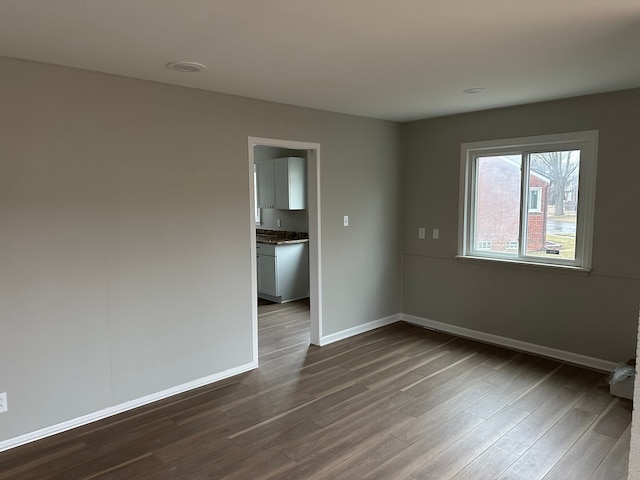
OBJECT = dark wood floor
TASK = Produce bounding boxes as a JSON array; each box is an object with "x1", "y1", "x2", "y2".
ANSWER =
[{"x1": 0, "y1": 300, "x2": 632, "y2": 479}]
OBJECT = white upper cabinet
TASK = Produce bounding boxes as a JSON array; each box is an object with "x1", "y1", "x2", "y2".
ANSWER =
[
  {"x1": 256, "y1": 157, "x2": 306, "y2": 210},
  {"x1": 256, "y1": 161, "x2": 276, "y2": 209}
]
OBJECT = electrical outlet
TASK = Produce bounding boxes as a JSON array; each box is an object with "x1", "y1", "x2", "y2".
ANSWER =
[
  {"x1": 276, "y1": 219, "x2": 281, "y2": 227},
  {"x1": 0, "y1": 392, "x2": 7, "y2": 413},
  {"x1": 418, "y1": 228, "x2": 425, "y2": 239},
  {"x1": 432, "y1": 228, "x2": 439, "y2": 240}
]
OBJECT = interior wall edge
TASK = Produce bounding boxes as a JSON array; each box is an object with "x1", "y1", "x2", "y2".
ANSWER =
[{"x1": 628, "y1": 302, "x2": 640, "y2": 479}]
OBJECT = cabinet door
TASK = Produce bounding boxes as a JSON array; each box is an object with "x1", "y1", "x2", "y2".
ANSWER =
[
  {"x1": 257, "y1": 254, "x2": 277, "y2": 296},
  {"x1": 274, "y1": 157, "x2": 306, "y2": 210},
  {"x1": 276, "y1": 243, "x2": 309, "y2": 301},
  {"x1": 256, "y1": 162, "x2": 275, "y2": 209}
]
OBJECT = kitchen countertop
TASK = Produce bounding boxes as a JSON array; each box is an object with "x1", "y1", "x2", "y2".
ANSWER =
[{"x1": 256, "y1": 235, "x2": 309, "y2": 245}]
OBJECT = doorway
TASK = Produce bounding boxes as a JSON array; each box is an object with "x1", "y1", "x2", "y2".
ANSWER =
[{"x1": 248, "y1": 137, "x2": 322, "y2": 365}]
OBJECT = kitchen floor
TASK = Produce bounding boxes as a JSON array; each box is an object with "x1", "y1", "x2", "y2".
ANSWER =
[{"x1": 258, "y1": 297, "x2": 310, "y2": 360}]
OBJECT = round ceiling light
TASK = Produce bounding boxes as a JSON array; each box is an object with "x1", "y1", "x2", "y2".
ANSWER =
[
  {"x1": 166, "y1": 61, "x2": 207, "y2": 73},
  {"x1": 463, "y1": 88, "x2": 486, "y2": 94}
]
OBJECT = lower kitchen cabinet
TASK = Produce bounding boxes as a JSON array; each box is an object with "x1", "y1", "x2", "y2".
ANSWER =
[
  {"x1": 257, "y1": 252, "x2": 277, "y2": 296},
  {"x1": 257, "y1": 242, "x2": 309, "y2": 303}
]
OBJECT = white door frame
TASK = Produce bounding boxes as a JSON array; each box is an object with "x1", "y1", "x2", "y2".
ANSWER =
[{"x1": 248, "y1": 136, "x2": 322, "y2": 364}]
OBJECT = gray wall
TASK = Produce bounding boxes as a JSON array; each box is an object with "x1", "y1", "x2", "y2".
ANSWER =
[
  {"x1": 0, "y1": 57, "x2": 402, "y2": 443},
  {"x1": 402, "y1": 89, "x2": 640, "y2": 363}
]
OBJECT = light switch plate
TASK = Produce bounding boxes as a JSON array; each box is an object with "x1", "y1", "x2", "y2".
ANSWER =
[{"x1": 344, "y1": 215, "x2": 349, "y2": 227}]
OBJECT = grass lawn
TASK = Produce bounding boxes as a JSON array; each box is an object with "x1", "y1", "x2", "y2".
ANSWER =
[
  {"x1": 546, "y1": 205, "x2": 577, "y2": 222},
  {"x1": 549, "y1": 214, "x2": 577, "y2": 223},
  {"x1": 529, "y1": 233, "x2": 576, "y2": 259}
]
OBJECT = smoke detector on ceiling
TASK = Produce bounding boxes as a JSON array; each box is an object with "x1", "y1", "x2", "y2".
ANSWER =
[
  {"x1": 166, "y1": 61, "x2": 207, "y2": 73},
  {"x1": 463, "y1": 88, "x2": 486, "y2": 94}
]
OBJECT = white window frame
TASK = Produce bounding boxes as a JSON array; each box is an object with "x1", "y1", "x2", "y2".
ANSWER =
[
  {"x1": 528, "y1": 187, "x2": 542, "y2": 213},
  {"x1": 458, "y1": 130, "x2": 598, "y2": 272}
]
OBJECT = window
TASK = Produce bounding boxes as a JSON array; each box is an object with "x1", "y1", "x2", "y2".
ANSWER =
[
  {"x1": 477, "y1": 240, "x2": 492, "y2": 250},
  {"x1": 529, "y1": 188, "x2": 542, "y2": 213},
  {"x1": 458, "y1": 131, "x2": 597, "y2": 271}
]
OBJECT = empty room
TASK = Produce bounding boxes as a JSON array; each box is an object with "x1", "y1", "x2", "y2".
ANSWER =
[{"x1": 1, "y1": 1, "x2": 639, "y2": 479}]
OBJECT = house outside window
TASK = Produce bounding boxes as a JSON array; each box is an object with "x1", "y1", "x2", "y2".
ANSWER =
[{"x1": 458, "y1": 131, "x2": 598, "y2": 271}]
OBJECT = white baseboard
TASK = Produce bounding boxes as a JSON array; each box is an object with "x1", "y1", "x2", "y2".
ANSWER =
[
  {"x1": 1, "y1": 312, "x2": 619, "y2": 453},
  {"x1": 402, "y1": 313, "x2": 617, "y2": 373},
  {"x1": 319, "y1": 313, "x2": 402, "y2": 346},
  {"x1": 0, "y1": 361, "x2": 258, "y2": 453}
]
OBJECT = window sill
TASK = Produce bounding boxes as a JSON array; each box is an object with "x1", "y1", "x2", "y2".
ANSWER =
[{"x1": 455, "y1": 255, "x2": 591, "y2": 276}]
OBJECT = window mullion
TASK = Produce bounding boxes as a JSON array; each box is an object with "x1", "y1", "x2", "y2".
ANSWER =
[
  {"x1": 518, "y1": 153, "x2": 529, "y2": 259},
  {"x1": 469, "y1": 154, "x2": 479, "y2": 255}
]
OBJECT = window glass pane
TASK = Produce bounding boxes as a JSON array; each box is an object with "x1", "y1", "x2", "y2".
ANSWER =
[
  {"x1": 474, "y1": 155, "x2": 522, "y2": 256},
  {"x1": 526, "y1": 150, "x2": 580, "y2": 259},
  {"x1": 529, "y1": 188, "x2": 541, "y2": 212}
]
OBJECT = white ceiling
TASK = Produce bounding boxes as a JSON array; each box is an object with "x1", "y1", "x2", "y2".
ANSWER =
[{"x1": 1, "y1": 0, "x2": 639, "y2": 122}]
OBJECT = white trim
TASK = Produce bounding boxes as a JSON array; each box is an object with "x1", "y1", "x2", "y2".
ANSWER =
[
  {"x1": 459, "y1": 130, "x2": 598, "y2": 152},
  {"x1": 307, "y1": 148, "x2": 323, "y2": 346},
  {"x1": 0, "y1": 362, "x2": 257, "y2": 453},
  {"x1": 575, "y1": 131, "x2": 598, "y2": 271},
  {"x1": 318, "y1": 313, "x2": 402, "y2": 346},
  {"x1": 248, "y1": 142, "x2": 259, "y2": 365},
  {"x1": 455, "y1": 255, "x2": 590, "y2": 276},
  {"x1": 2, "y1": 306, "x2": 619, "y2": 453},
  {"x1": 248, "y1": 137, "x2": 322, "y2": 349},
  {"x1": 402, "y1": 313, "x2": 616, "y2": 373}
]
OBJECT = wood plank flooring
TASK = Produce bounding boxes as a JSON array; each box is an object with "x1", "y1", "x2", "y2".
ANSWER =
[{"x1": 0, "y1": 300, "x2": 632, "y2": 479}]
